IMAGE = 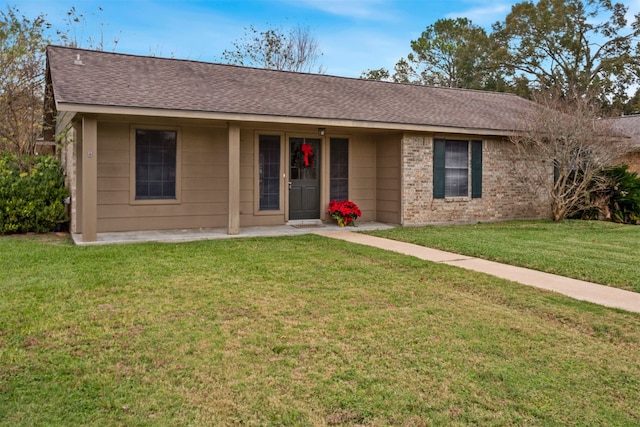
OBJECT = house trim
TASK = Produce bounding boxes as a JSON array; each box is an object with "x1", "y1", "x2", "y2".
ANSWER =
[
  {"x1": 55, "y1": 103, "x2": 519, "y2": 137},
  {"x1": 253, "y1": 131, "x2": 286, "y2": 217},
  {"x1": 81, "y1": 116, "x2": 97, "y2": 242},
  {"x1": 228, "y1": 123, "x2": 240, "y2": 235}
]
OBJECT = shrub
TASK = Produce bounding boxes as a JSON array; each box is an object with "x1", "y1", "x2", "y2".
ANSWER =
[
  {"x1": 604, "y1": 165, "x2": 640, "y2": 224},
  {"x1": 0, "y1": 153, "x2": 69, "y2": 233},
  {"x1": 572, "y1": 165, "x2": 640, "y2": 224}
]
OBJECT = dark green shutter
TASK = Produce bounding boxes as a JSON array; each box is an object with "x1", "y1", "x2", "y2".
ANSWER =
[
  {"x1": 433, "y1": 139, "x2": 446, "y2": 199},
  {"x1": 471, "y1": 140, "x2": 482, "y2": 198}
]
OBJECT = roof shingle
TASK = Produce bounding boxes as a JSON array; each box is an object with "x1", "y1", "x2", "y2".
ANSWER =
[
  {"x1": 608, "y1": 115, "x2": 640, "y2": 147},
  {"x1": 47, "y1": 45, "x2": 538, "y2": 133}
]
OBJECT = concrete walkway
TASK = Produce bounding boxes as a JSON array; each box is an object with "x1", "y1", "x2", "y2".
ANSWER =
[{"x1": 314, "y1": 230, "x2": 640, "y2": 314}]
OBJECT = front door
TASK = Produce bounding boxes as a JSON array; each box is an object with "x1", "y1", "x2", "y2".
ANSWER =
[{"x1": 289, "y1": 137, "x2": 320, "y2": 220}]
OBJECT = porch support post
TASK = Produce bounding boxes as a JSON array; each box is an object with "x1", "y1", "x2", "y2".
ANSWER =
[
  {"x1": 228, "y1": 123, "x2": 240, "y2": 235},
  {"x1": 81, "y1": 116, "x2": 98, "y2": 242}
]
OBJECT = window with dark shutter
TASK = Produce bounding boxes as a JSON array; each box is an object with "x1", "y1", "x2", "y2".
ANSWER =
[
  {"x1": 433, "y1": 139, "x2": 446, "y2": 199},
  {"x1": 444, "y1": 140, "x2": 469, "y2": 197},
  {"x1": 471, "y1": 140, "x2": 482, "y2": 198},
  {"x1": 433, "y1": 138, "x2": 483, "y2": 199}
]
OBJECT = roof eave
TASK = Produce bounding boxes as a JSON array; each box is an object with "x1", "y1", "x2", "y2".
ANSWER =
[
  {"x1": 56, "y1": 102, "x2": 520, "y2": 137},
  {"x1": 56, "y1": 110, "x2": 77, "y2": 135}
]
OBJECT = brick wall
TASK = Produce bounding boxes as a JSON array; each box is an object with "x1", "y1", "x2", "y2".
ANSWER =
[
  {"x1": 622, "y1": 150, "x2": 640, "y2": 174},
  {"x1": 401, "y1": 133, "x2": 551, "y2": 225}
]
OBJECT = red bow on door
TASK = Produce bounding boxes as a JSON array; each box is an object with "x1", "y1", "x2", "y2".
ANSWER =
[{"x1": 301, "y1": 143, "x2": 313, "y2": 167}]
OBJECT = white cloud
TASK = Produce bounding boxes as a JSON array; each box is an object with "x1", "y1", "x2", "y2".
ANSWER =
[
  {"x1": 279, "y1": 0, "x2": 396, "y2": 21},
  {"x1": 444, "y1": 3, "x2": 513, "y2": 28}
]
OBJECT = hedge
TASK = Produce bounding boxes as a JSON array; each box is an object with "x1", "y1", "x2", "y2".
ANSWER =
[{"x1": 0, "y1": 154, "x2": 69, "y2": 233}]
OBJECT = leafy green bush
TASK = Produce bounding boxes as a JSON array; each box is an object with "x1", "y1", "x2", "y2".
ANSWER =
[
  {"x1": 573, "y1": 165, "x2": 640, "y2": 224},
  {"x1": 604, "y1": 165, "x2": 640, "y2": 224},
  {"x1": 0, "y1": 153, "x2": 69, "y2": 233}
]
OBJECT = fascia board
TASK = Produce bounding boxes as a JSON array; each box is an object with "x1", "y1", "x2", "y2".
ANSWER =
[{"x1": 55, "y1": 102, "x2": 520, "y2": 137}]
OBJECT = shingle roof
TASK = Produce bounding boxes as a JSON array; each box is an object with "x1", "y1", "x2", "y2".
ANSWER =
[
  {"x1": 608, "y1": 115, "x2": 640, "y2": 147},
  {"x1": 47, "y1": 45, "x2": 538, "y2": 133}
]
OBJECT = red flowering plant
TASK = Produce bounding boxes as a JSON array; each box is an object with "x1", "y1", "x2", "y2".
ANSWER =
[{"x1": 327, "y1": 199, "x2": 362, "y2": 226}]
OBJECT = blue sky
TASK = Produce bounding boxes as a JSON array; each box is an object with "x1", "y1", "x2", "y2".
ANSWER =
[{"x1": 10, "y1": 0, "x2": 640, "y2": 78}]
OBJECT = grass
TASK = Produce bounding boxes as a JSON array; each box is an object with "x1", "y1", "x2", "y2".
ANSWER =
[
  {"x1": 367, "y1": 220, "x2": 640, "y2": 293},
  {"x1": 1, "y1": 231, "x2": 639, "y2": 426}
]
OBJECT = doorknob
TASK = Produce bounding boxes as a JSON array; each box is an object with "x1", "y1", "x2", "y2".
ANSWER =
[{"x1": 288, "y1": 181, "x2": 292, "y2": 189}]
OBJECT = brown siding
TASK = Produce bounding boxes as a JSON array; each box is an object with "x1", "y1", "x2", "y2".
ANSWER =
[
  {"x1": 349, "y1": 135, "x2": 377, "y2": 222},
  {"x1": 376, "y1": 134, "x2": 402, "y2": 224},
  {"x1": 239, "y1": 129, "x2": 254, "y2": 221},
  {"x1": 95, "y1": 122, "x2": 229, "y2": 232},
  {"x1": 92, "y1": 123, "x2": 384, "y2": 232},
  {"x1": 95, "y1": 124, "x2": 128, "y2": 234}
]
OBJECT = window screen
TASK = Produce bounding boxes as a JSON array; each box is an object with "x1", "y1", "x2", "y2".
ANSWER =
[
  {"x1": 444, "y1": 140, "x2": 469, "y2": 197},
  {"x1": 135, "y1": 129, "x2": 176, "y2": 200},
  {"x1": 434, "y1": 139, "x2": 481, "y2": 199},
  {"x1": 330, "y1": 138, "x2": 349, "y2": 201},
  {"x1": 259, "y1": 135, "x2": 281, "y2": 210}
]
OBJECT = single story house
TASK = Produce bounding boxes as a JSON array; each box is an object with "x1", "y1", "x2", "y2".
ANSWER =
[{"x1": 45, "y1": 45, "x2": 552, "y2": 243}]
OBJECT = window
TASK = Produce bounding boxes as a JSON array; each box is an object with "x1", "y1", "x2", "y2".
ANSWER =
[
  {"x1": 259, "y1": 134, "x2": 281, "y2": 210},
  {"x1": 135, "y1": 129, "x2": 177, "y2": 200},
  {"x1": 444, "y1": 140, "x2": 469, "y2": 197},
  {"x1": 330, "y1": 138, "x2": 349, "y2": 201},
  {"x1": 433, "y1": 139, "x2": 482, "y2": 199}
]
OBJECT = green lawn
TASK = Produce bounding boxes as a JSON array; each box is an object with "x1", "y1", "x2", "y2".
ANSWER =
[
  {"x1": 368, "y1": 220, "x2": 640, "y2": 293},
  {"x1": 1, "y1": 231, "x2": 639, "y2": 426}
]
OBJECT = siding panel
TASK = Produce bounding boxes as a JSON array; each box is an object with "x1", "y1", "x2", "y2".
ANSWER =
[
  {"x1": 349, "y1": 137, "x2": 376, "y2": 221},
  {"x1": 98, "y1": 163, "x2": 129, "y2": 178},
  {"x1": 98, "y1": 177, "x2": 129, "y2": 191},
  {"x1": 96, "y1": 121, "x2": 229, "y2": 232},
  {"x1": 98, "y1": 191, "x2": 129, "y2": 205},
  {"x1": 98, "y1": 203, "x2": 226, "y2": 219},
  {"x1": 376, "y1": 135, "x2": 401, "y2": 224}
]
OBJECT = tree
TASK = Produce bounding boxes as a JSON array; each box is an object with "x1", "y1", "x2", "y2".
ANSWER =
[
  {"x1": 221, "y1": 24, "x2": 323, "y2": 73},
  {"x1": 361, "y1": 59, "x2": 415, "y2": 83},
  {"x1": 55, "y1": 6, "x2": 120, "y2": 51},
  {"x1": 619, "y1": 87, "x2": 640, "y2": 116},
  {"x1": 510, "y1": 92, "x2": 624, "y2": 221},
  {"x1": 0, "y1": 6, "x2": 49, "y2": 157},
  {"x1": 361, "y1": 18, "x2": 502, "y2": 89},
  {"x1": 403, "y1": 18, "x2": 497, "y2": 88},
  {"x1": 360, "y1": 67, "x2": 390, "y2": 81},
  {"x1": 493, "y1": 0, "x2": 640, "y2": 107}
]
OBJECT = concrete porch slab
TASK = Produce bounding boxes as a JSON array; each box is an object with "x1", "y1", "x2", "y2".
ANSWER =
[{"x1": 71, "y1": 221, "x2": 396, "y2": 245}]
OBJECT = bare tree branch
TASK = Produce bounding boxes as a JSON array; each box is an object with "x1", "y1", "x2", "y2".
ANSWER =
[
  {"x1": 509, "y1": 92, "x2": 625, "y2": 221},
  {"x1": 221, "y1": 25, "x2": 324, "y2": 73}
]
